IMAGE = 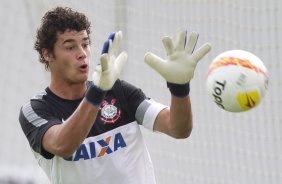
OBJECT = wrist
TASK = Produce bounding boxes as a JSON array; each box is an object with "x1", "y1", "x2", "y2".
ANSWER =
[
  {"x1": 167, "y1": 82, "x2": 190, "y2": 98},
  {"x1": 85, "y1": 84, "x2": 107, "y2": 106}
]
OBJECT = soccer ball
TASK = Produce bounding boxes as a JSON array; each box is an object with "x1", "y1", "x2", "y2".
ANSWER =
[{"x1": 206, "y1": 50, "x2": 269, "y2": 112}]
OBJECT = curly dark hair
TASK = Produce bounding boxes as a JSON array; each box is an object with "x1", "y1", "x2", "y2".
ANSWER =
[{"x1": 34, "y1": 7, "x2": 91, "y2": 70}]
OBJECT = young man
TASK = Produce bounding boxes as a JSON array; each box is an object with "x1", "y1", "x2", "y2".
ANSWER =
[{"x1": 19, "y1": 7, "x2": 211, "y2": 184}]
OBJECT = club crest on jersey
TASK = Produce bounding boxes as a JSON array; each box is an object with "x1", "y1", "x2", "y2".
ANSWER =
[{"x1": 99, "y1": 99, "x2": 121, "y2": 124}]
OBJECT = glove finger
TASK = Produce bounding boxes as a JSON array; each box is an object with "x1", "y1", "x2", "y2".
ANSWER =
[
  {"x1": 162, "y1": 36, "x2": 174, "y2": 56},
  {"x1": 108, "y1": 32, "x2": 115, "y2": 40},
  {"x1": 144, "y1": 52, "x2": 167, "y2": 76},
  {"x1": 175, "y1": 30, "x2": 187, "y2": 51},
  {"x1": 111, "y1": 31, "x2": 122, "y2": 56},
  {"x1": 115, "y1": 52, "x2": 128, "y2": 73},
  {"x1": 100, "y1": 53, "x2": 109, "y2": 72},
  {"x1": 185, "y1": 32, "x2": 199, "y2": 54},
  {"x1": 101, "y1": 32, "x2": 116, "y2": 55},
  {"x1": 101, "y1": 39, "x2": 110, "y2": 55},
  {"x1": 192, "y1": 43, "x2": 212, "y2": 62}
]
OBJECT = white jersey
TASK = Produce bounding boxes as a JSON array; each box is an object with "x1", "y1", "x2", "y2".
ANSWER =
[{"x1": 19, "y1": 80, "x2": 167, "y2": 184}]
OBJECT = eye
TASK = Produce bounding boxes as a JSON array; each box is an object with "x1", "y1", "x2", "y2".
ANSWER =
[
  {"x1": 82, "y1": 42, "x2": 90, "y2": 48},
  {"x1": 66, "y1": 46, "x2": 75, "y2": 51}
]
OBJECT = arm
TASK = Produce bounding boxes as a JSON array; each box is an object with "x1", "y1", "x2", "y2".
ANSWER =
[
  {"x1": 43, "y1": 31, "x2": 128, "y2": 158},
  {"x1": 144, "y1": 30, "x2": 211, "y2": 139},
  {"x1": 43, "y1": 99, "x2": 100, "y2": 157},
  {"x1": 154, "y1": 95, "x2": 192, "y2": 139}
]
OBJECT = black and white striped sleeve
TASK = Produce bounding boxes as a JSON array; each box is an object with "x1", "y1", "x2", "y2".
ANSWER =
[{"x1": 19, "y1": 99, "x2": 61, "y2": 159}]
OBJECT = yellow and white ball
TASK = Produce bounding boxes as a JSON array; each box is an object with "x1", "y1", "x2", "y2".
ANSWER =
[{"x1": 206, "y1": 50, "x2": 269, "y2": 112}]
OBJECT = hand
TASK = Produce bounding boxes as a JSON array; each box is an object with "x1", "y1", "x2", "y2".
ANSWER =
[
  {"x1": 92, "y1": 31, "x2": 128, "y2": 91},
  {"x1": 144, "y1": 30, "x2": 211, "y2": 84}
]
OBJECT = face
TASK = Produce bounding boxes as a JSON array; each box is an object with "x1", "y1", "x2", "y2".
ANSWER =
[{"x1": 46, "y1": 30, "x2": 91, "y2": 85}]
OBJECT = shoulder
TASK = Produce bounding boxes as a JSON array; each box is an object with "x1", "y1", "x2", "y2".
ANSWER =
[
  {"x1": 19, "y1": 89, "x2": 53, "y2": 124},
  {"x1": 114, "y1": 79, "x2": 137, "y2": 90},
  {"x1": 115, "y1": 80, "x2": 145, "y2": 96},
  {"x1": 21, "y1": 89, "x2": 47, "y2": 109},
  {"x1": 20, "y1": 89, "x2": 48, "y2": 107}
]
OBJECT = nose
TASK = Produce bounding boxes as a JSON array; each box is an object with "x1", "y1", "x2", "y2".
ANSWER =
[{"x1": 78, "y1": 46, "x2": 87, "y2": 60}]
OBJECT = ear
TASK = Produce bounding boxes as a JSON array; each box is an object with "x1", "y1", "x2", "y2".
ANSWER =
[{"x1": 42, "y1": 48, "x2": 52, "y2": 62}]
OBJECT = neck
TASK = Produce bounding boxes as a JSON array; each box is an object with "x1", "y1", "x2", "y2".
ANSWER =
[{"x1": 49, "y1": 79, "x2": 88, "y2": 100}]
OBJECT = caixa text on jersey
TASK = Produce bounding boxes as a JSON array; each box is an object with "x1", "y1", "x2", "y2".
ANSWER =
[{"x1": 64, "y1": 132, "x2": 126, "y2": 161}]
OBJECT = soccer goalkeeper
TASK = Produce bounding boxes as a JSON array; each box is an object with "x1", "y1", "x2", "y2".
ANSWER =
[{"x1": 19, "y1": 7, "x2": 211, "y2": 184}]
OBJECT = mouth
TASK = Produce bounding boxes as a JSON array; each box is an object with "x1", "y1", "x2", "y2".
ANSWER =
[{"x1": 79, "y1": 64, "x2": 88, "y2": 73}]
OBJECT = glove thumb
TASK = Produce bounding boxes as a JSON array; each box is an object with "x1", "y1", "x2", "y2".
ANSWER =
[
  {"x1": 144, "y1": 52, "x2": 167, "y2": 74},
  {"x1": 100, "y1": 54, "x2": 109, "y2": 72}
]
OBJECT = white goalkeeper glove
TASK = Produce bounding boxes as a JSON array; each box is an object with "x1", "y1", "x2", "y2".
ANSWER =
[
  {"x1": 144, "y1": 30, "x2": 211, "y2": 85},
  {"x1": 92, "y1": 31, "x2": 128, "y2": 91},
  {"x1": 85, "y1": 31, "x2": 128, "y2": 106}
]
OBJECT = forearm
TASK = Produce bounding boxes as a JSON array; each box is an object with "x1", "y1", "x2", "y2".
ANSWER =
[
  {"x1": 169, "y1": 95, "x2": 193, "y2": 138},
  {"x1": 43, "y1": 99, "x2": 99, "y2": 157},
  {"x1": 154, "y1": 95, "x2": 193, "y2": 139},
  {"x1": 145, "y1": 30, "x2": 210, "y2": 139}
]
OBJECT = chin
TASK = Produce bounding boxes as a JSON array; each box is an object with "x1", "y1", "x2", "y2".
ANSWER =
[
  {"x1": 75, "y1": 76, "x2": 88, "y2": 84},
  {"x1": 81, "y1": 76, "x2": 89, "y2": 83},
  {"x1": 81, "y1": 73, "x2": 89, "y2": 80}
]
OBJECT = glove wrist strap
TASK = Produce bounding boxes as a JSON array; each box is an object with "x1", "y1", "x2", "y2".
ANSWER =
[
  {"x1": 167, "y1": 82, "x2": 190, "y2": 98},
  {"x1": 85, "y1": 84, "x2": 106, "y2": 106}
]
